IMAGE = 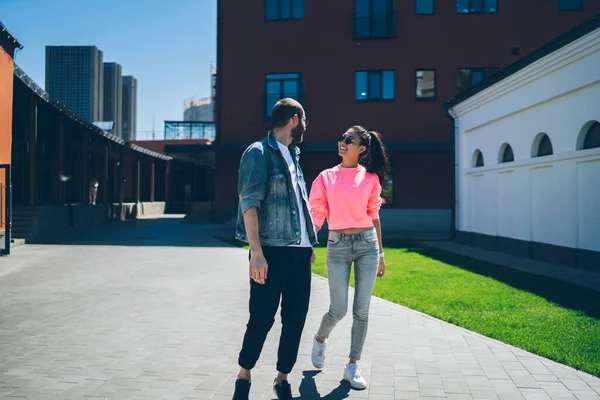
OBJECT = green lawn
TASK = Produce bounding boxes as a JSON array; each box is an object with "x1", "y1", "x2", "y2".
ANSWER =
[{"x1": 217, "y1": 238, "x2": 600, "y2": 377}]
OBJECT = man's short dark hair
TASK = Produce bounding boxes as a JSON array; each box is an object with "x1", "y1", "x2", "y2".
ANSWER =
[{"x1": 271, "y1": 98, "x2": 304, "y2": 129}]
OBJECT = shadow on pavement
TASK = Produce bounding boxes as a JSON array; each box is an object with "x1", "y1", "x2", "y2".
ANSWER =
[
  {"x1": 27, "y1": 216, "x2": 238, "y2": 248},
  {"x1": 400, "y1": 240, "x2": 600, "y2": 319},
  {"x1": 297, "y1": 371, "x2": 351, "y2": 400}
]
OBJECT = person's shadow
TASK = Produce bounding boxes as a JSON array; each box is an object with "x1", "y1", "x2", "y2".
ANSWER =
[{"x1": 296, "y1": 371, "x2": 351, "y2": 400}]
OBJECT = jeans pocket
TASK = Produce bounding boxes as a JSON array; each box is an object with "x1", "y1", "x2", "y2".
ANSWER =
[
  {"x1": 327, "y1": 233, "x2": 342, "y2": 246},
  {"x1": 362, "y1": 230, "x2": 378, "y2": 243},
  {"x1": 327, "y1": 237, "x2": 341, "y2": 246}
]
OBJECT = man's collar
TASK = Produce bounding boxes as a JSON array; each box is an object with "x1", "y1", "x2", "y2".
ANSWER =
[
  {"x1": 267, "y1": 131, "x2": 279, "y2": 150},
  {"x1": 267, "y1": 131, "x2": 300, "y2": 155}
]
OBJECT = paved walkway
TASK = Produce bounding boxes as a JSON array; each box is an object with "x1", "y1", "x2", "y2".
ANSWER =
[
  {"x1": 0, "y1": 217, "x2": 599, "y2": 400},
  {"x1": 420, "y1": 241, "x2": 600, "y2": 293}
]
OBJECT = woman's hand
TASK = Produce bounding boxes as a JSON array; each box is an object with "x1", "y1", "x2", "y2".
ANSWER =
[{"x1": 377, "y1": 258, "x2": 386, "y2": 278}]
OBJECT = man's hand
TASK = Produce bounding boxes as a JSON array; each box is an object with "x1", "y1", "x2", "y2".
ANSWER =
[
  {"x1": 249, "y1": 251, "x2": 268, "y2": 284},
  {"x1": 311, "y1": 248, "x2": 316, "y2": 264},
  {"x1": 377, "y1": 258, "x2": 386, "y2": 278}
]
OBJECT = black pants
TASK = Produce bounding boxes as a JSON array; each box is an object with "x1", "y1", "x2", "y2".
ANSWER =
[{"x1": 238, "y1": 246, "x2": 312, "y2": 374}]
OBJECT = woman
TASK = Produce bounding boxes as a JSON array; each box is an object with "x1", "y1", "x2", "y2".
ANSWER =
[{"x1": 308, "y1": 125, "x2": 390, "y2": 390}]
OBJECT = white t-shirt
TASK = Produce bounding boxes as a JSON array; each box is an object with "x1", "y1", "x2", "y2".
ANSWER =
[{"x1": 277, "y1": 141, "x2": 311, "y2": 248}]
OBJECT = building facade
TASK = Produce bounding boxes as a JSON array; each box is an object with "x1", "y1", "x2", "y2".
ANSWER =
[
  {"x1": 103, "y1": 62, "x2": 123, "y2": 138},
  {"x1": 214, "y1": 0, "x2": 600, "y2": 230},
  {"x1": 45, "y1": 46, "x2": 104, "y2": 122},
  {"x1": 122, "y1": 76, "x2": 137, "y2": 141},
  {"x1": 12, "y1": 65, "x2": 171, "y2": 242},
  {"x1": 0, "y1": 22, "x2": 22, "y2": 254},
  {"x1": 448, "y1": 16, "x2": 600, "y2": 271}
]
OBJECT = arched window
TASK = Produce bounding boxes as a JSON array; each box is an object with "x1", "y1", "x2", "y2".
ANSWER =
[
  {"x1": 499, "y1": 143, "x2": 514, "y2": 163},
  {"x1": 472, "y1": 149, "x2": 484, "y2": 167},
  {"x1": 532, "y1": 133, "x2": 553, "y2": 157},
  {"x1": 580, "y1": 121, "x2": 600, "y2": 150}
]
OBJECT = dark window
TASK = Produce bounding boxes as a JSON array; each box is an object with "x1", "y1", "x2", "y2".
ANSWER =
[
  {"x1": 559, "y1": 0, "x2": 581, "y2": 10},
  {"x1": 501, "y1": 144, "x2": 514, "y2": 163},
  {"x1": 536, "y1": 134, "x2": 553, "y2": 157},
  {"x1": 356, "y1": 70, "x2": 395, "y2": 101},
  {"x1": 583, "y1": 122, "x2": 600, "y2": 150},
  {"x1": 265, "y1": 73, "x2": 302, "y2": 118},
  {"x1": 474, "y1": 150, "x2": 484, "y2": 167},
  {"x1": 416, "y1": 0, "x2": 435, "y2": 14},
  {"x1": 457, "y1": 68, "x2": 498, "y2": 92},
  {"x1": 381, "y1": 171, "x2": 395, "y2": 205},
  {"x1": 416, "y1": 69, "x2": 436, "y2": 100},
  {"x1": 355, "y1": 0, "x2": 396, "y2": 39},
  {"x1": 457, "y1": 0, "x2": 497, "y2": 13},
  {"x1": 266, "y1": 0, "x2": 304, "y2": 20}
]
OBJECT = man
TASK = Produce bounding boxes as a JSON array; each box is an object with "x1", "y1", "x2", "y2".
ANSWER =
[
  {"x1": 89, "y1": 177, "x2": 99, "y2": 205},
  {"x1": 233, "y1": 98, "x2": 317, "y2": 400}
]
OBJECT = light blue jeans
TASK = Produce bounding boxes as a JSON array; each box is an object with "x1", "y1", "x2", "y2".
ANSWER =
[{"x1": 316, "y1": 228, "x2": 379, "y2": 361}]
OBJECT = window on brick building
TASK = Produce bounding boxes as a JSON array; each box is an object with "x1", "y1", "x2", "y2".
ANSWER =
[
  {"x1": 265, "y1": 73, "x2": 302, "y2": 118},
  {"x1": 416, "y1": 69, "x2": 436, "y2": 100},
  {"x1": 355, "y1": 0, "x2": 396, "y2": 39},
  {"x1": 416, "y1": 0, "x2": 435, "y2": 14},
  {"x1": 266, "y1": 0, "x2": 304, "y2": 21},
  {"x1": 457, "y1": 0, "x2": 498, "y2": 14},
  {"x1": 381, "y1": 173, "x2": 395, "y2": 205},
  {"x1": 356, "y1": 70, "x2": 395, "y2": 101},
  {"x1": 559, "y1": 0, "x2": 581, "y2": 10}
]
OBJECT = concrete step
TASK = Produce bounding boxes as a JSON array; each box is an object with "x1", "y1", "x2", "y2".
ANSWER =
[
  {"x1": 11, "y1": 222, "x2": 34, "y2": 230},
  {"x1": 12, "y1": 216, "x2": 35, "y2": 222},
  {"x1": 12, "y1": 211, "x2": 37, "y2": 217},
  {"x1": 10, "y1": 238, "x2": 26, "y2": 247},
  {"x1": 12, "y1": 215, "x2": 36, "y2": 220}
]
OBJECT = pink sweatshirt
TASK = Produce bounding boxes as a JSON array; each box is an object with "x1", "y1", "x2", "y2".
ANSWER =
[{"x1": 309, "y1": 165, "x2": 382, "y2": 230}]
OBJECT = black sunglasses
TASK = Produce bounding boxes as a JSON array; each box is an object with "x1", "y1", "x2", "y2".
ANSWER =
[{"x1": 338, "y1": 134, "x2": 357, "y2": 145}]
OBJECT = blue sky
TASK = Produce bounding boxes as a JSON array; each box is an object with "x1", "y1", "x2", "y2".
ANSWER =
[{"x1": 0, "y1": 0, "x2": 216, "y2": 138}]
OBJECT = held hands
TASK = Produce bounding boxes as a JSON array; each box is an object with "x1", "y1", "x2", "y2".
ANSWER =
[
  {"x1": 377, "y1": 257, "x2": 386, "y2": 278},
  {"x1": 249, "y1": 251, "x2": 268, "y2": 284},
  {"x1": 311, "y1": 247, "x2": 316, "y2": 264}
]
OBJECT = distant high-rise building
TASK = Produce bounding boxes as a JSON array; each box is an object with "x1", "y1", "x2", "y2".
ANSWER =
[
  {"x1": 45, "y1": 46, "x2": 104, "y2": 122},
  {"x1": 211, "y1": 65, "x2": 217, "y2": 122},
  {"x1": 122, "y1": 76, "x2": 137, "y2": 141},
  {"x1": 184, "y1": 97, "x2": 213, "y2": 122},
  {"x1": 103, "y1": 63, "x2": 123, "y2": 138}
]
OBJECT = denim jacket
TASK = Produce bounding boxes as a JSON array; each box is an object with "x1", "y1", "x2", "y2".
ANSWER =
[{"x1": 236, "y1": 131, "x2": 318, "y2": 246}]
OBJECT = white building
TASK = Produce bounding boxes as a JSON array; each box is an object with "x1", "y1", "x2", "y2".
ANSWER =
[
  {"x1": 183, "y1": 96, "x2": 213, "y2": 122},
  {"x1": 447, "y1": 15, "x2": 600, "y2": 271}
]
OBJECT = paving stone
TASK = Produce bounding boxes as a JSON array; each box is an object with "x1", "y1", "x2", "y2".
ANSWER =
[
  {"x1": 0, "y1": 218, "x2": 599, "y2": 400},
  {"x1": 521, "y1": 388, "x2": 558, "y2": 400}
]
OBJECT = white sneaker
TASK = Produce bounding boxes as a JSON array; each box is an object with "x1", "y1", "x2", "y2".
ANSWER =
[
  {"x1": 311, "y1": 336, "x2": 326, "y2": 369},
  {"x1": 343, "y1": 363, "x2": 367, "y2": 390}
]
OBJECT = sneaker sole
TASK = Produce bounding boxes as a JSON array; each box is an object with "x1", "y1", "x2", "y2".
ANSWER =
[
  {"x1": 311, "y1": 356, "x2": 324, "y2": 369},
  {"x1": 343, "y1": 377, "x2": 367, "y2": 390}
]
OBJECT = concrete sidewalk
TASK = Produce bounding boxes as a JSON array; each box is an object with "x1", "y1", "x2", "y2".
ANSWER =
[{"x1": 0, "y1": 217, "x2": 598, "y2": 399}]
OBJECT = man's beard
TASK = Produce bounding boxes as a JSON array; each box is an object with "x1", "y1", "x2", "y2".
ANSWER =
[{"x1": 291, "y1": 123, "x2": 305, "y2": 145}]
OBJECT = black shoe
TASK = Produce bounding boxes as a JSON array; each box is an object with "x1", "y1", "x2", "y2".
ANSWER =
[
  {"x1": 232, "y1": 378, "x2": 251, "y2": 400},
  {"x1": 273, "y1": 379, "x2": 293, "y2": 400}
]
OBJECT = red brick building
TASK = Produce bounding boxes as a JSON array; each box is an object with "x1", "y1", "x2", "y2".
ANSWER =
[{"x1": 207, "y1": 0, "x2": 600, "y2": 231}]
